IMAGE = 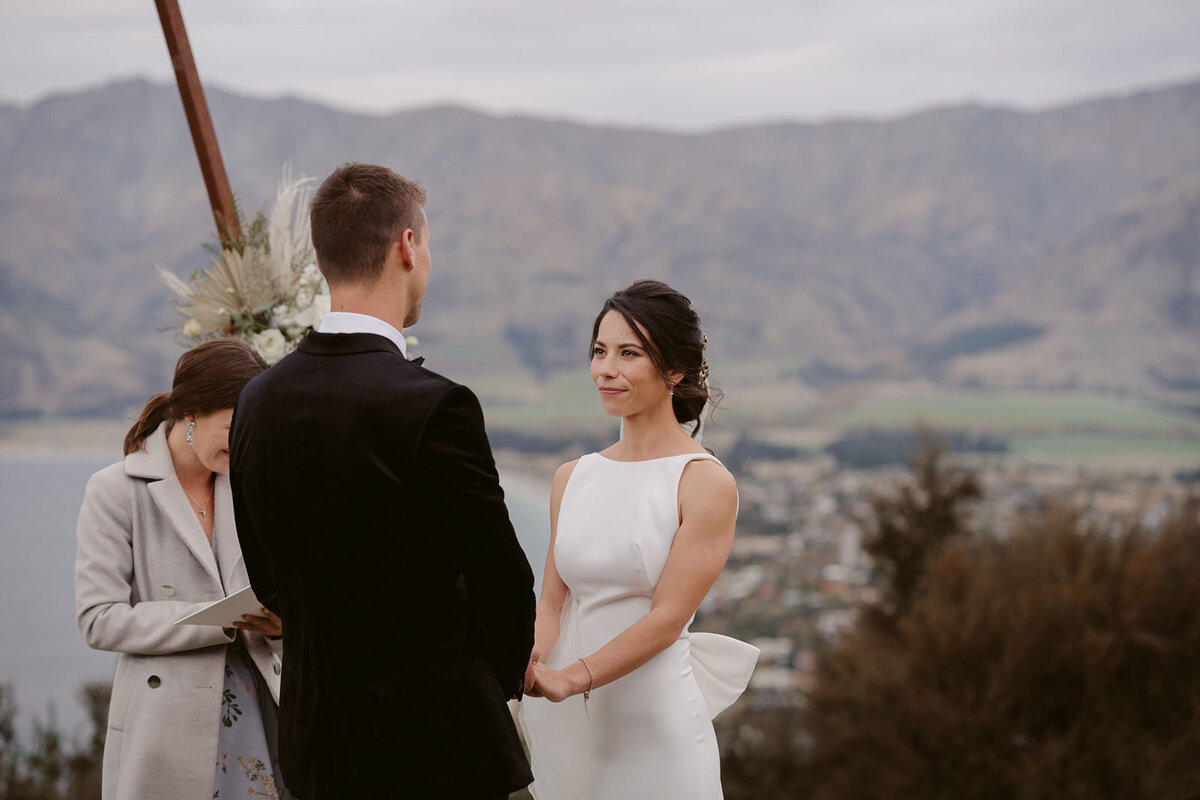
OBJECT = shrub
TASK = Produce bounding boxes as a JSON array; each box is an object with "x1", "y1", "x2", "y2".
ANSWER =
[{"x1": 806, "y1": 498, "x2": 1200, "y2": 799}]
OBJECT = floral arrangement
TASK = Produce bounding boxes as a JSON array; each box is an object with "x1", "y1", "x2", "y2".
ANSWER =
[{"x1": 158, "y1": 165, "x2": 331, "y2": 364}]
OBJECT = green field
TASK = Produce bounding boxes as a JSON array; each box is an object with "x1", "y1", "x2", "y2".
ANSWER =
[
  {"x1": 476, "y1": 369, "x2": 612, "y2": 433},
  {"x1": 470, "y1": 379, "x2": 1200, "y2": 473},
  {"x1": 1008, "y1": 434, "x2": 1200, "y2": 472},
  {"x1": 7, "y1": 382, "x2": 1199, "y2": 474},
  {"x1": 831, "y1": 389, "x2": 1200, "y2": 436},
  {"x1": 822, "y1": 387, "x2": 1200, "y2": 474}
]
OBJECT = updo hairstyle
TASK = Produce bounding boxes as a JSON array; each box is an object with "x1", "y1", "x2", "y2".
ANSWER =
[{"x1": 590, "y1": 279, "x2": 720, "y2": 439}]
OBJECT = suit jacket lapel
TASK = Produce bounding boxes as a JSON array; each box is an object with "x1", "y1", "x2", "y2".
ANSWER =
[{"x1": 129, "y1": 423, "x2": 223, "y2": 589}]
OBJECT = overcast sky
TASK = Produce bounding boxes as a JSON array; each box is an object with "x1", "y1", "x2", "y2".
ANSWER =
[{"x1": 3, "y1": 0, "x2": 1199, "y2": 130}]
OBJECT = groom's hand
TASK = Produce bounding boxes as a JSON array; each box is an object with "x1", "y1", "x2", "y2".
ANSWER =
[
  {"x1": 522, "y1": 649, "x2": 540, "y2": 699},
  {"x1": 530, "y1": 661, "x2": 579, "y2": 703}
]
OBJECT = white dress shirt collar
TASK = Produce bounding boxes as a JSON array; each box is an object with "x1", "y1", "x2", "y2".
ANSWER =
[{"x1": 317, "y1": 311, "x2": 408, "y2": 359}]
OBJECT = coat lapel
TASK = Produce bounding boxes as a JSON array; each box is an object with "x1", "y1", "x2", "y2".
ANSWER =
[
  {"x1": 147, "y1": 476, "x2": 223, "y2": 589},
  {"x1": 129, "y1": 424, "x2": 223, "y2": 589}
]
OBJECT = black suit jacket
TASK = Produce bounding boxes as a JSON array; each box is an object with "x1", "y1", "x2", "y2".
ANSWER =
[{"x1": 230, "y1": 331, "x2": 536, "y2": 799}]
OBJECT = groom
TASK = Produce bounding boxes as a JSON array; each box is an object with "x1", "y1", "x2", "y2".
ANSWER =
[{"x1": 230, "y1": 163, "x2": 536, "y2": 799}]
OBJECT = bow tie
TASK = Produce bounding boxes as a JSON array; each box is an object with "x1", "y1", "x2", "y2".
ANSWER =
[{"x1": 408, "y1": 356, "x2": 425, "y2": 366}]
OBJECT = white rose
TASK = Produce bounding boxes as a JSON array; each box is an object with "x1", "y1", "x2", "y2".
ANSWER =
[
  {"x1": 182, "y1": 318, "x2": 203, "y2": 338},
  {"x1": 292, "y1": 303, "x2": 321, "y2": 331},
  {"x1": 250, "y1": 328, "x2": 288, "y2": 364}
]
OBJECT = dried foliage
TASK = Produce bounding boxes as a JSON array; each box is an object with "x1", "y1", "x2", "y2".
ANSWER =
[
  {"x1": 806, "y1": 459, "x2": 1200, "y2": 800},
  {"x1": 157, "y1": 164, "x2": 327, "y2": 363},
  {"x1": 717, "y1": 704, "x2": 810, "y2": 800},
  {"x1": 859, "y1": 434, "x2": 981, "y2": 632}
]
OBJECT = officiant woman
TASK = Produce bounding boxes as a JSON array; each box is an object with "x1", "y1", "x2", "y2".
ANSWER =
[{"x1": 75, "y1": 337, "x2": 294, "y2": 800}]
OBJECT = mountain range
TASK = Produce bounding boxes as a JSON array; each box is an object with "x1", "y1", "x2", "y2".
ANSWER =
[{"x1": 1, "y1": 76, "x2": 1198, "y2": 417}]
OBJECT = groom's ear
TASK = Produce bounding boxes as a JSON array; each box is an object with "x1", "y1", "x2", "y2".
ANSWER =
[{"x1": 396, "y1": 228, "x2": 417, "y2": 271}]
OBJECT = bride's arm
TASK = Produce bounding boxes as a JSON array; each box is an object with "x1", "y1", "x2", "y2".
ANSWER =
[
  {"x1": 526, "y1": 459, "x2": 577, "y2": 693},
  {"x1": 532, "y1": 459, "x2": 737, "y2": 701}
]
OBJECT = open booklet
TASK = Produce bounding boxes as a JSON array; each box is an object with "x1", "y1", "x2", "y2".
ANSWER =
[{"x1": 174, "y1": 586, "x2": 266, "y2": 628}]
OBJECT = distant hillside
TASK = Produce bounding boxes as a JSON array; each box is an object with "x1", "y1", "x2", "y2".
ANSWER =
[
  {"x1": 1, "y1": 76, "x2": 1198, "y2": 416},
  {"x1": 932, "y1": 175, "x2": 1200, "y2": 393}
]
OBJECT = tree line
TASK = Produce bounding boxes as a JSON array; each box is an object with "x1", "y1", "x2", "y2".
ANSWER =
[
  {"x1": 719, "y1": 442, "x2": 1200, "y2": 799},
  {"x1": 0, "y1": 683, "x2": 106, "y2": 800}
]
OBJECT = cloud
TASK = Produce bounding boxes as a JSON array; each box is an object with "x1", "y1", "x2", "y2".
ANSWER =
[{"x1": 1, "y1": 0, "x2": 1198, "y2": 129}]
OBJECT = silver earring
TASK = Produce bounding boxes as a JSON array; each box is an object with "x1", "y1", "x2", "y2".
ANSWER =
[
  {"x1": 669, "y1": 387, "x2": 674, "y2": 397},
  {"x1": 186, "y1": 420, "x2": 195, "y2": 445}
]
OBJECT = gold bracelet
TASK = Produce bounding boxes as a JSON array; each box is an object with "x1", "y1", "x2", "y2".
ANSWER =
[{"x1": 577, "y1": 657, "x2": 594, "y2": 717}]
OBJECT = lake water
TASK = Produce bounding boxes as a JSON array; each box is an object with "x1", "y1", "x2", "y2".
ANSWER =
[{"x1": 0, "y1": 452, "x2": 550, "y2": 741}]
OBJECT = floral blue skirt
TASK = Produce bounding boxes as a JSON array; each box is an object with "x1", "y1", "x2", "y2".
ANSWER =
[{"x1": 214, "y1": 636, "x2": 292, "y2": 799}]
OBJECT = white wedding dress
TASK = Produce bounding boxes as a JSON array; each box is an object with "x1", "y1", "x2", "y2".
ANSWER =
[{"x1": 519, "y1": 452, "x2": 759, "y2": 800}]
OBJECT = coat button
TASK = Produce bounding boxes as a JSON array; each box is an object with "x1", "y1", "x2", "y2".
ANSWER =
[
  {"x1": 147, "y1": 675, "x2": 162, "y2": 689},
  {"x1": 160, "y1": 585, "x2": 175, "y2": 597}
]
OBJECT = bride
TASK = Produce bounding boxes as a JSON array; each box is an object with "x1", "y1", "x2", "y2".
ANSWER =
[{"x1": 520, "y1": 279, "x2": 758, "y2": 800}]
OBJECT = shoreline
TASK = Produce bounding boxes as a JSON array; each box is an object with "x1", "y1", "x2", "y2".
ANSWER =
[
  {"x1": 0, "y1": 419, "x2": 562, "y2": 478},
  {"x1": 0, "y1": 418, "x2": 130, "y2": 459},
  {"x1": 0, "y1": 418, "x2": 561, "y2": 515},
  {"x1": 6, "y1": 415, "x2": 1194, "y2": 478}
]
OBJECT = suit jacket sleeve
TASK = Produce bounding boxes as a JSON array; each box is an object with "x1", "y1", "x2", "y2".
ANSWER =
[
  {"x1": 230, "y1": 401, "x2": 280, "y2": 616},
  {"x1": 414, "y1": 384, "x2": 536, "y2": 696}
]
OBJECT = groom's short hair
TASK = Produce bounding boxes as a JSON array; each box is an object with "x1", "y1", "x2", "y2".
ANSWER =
[{"x1": 310, "y1": 162, "x2": 427, "y2": 287}]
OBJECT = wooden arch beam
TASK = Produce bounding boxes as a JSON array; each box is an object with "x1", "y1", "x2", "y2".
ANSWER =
[{"x1": 155, "y1": 0, "x2": 242, "y2": 243}]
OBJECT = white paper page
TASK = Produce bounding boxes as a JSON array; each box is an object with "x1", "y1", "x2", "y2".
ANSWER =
[{"x1": 174, "y1": 586, "x2": 266, "y2": 627}]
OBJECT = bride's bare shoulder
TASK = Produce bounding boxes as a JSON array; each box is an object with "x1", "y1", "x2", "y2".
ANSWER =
[
  {"x1": 551, "y1": 458, "x2": 582, "y2": 496},
  {"x1": 680, "y1": 457, "x2": 737, "y2": 503}
]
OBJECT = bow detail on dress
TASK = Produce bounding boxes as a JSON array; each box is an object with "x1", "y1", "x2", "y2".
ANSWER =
[{"x1": 689, "y1": 632, "x2": 761, "y2": 718}]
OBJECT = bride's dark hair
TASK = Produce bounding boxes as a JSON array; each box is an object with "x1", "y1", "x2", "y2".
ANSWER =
[{"x1": 590, "y1": 279, "x2": 720, "y2": 439}]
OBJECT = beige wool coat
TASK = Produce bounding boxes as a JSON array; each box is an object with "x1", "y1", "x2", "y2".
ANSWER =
[{"x1": 75, "y1": 423, "x2": 283, "y2": 800}]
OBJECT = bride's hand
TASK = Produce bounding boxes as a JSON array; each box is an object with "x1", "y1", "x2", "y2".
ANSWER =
[{"x1": 531, "y1": 661, "x2": 577, "y2": 703}]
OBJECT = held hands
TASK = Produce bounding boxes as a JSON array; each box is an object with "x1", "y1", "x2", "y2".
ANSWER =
[
  {"x1": 232, "y1": 606, "x2": 283, "y2": 638},
  {"x1": 529, "y1": 660, "x2": 586, "y2": 703},
  {"x1": 523, "y1": 649, "x2": 540, "y2": 699}
]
